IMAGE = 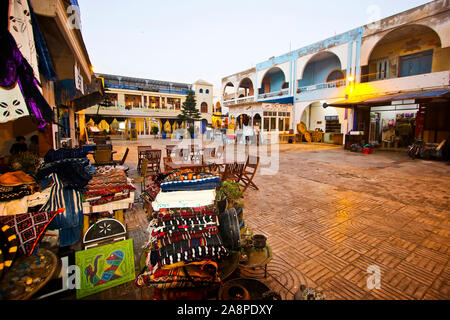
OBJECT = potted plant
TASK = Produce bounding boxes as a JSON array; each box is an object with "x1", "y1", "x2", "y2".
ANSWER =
[
  {"x1": 216, "y1": 180, "x2": 243, "y2": 212},
  {"x1": 150, "y1": 126, "x2": 159, "y2": 137}
]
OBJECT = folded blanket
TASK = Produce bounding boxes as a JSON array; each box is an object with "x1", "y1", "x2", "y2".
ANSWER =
[
  {"x1": 136, "y1": 261, "x2": 220, "y2": 289},
  {"x1": 152, "y1": 205, "x2": 217, "y2": 221},
  {"x1": 152, "y1": 189, "x2": 215, "y2": 211}
]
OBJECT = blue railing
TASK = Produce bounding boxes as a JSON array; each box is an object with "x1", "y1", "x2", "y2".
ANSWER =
[{"x1": 105, "y1": 81, "x2": 190, "y2": 95}]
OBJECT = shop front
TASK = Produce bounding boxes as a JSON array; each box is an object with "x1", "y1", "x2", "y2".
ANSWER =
[{"x1": 327, "y1": 89, "x2": 450, "y2": 150}]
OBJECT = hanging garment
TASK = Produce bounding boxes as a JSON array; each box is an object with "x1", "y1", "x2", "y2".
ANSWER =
[
  {"x1": 40, "y1": 173, "x2": 84, "y2": 247},
  {"x1": 0, "y1": 30, "x2": 53, "y2": 128}
]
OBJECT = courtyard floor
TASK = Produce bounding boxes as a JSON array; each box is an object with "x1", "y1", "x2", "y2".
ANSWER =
[{"x1": 84, "y1": 138, "x2": 450, "y2": 300}]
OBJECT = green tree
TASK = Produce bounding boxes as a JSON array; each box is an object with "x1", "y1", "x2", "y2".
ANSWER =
[{"x1": 177, "y1": 90, "x2": 201, "y2": 127}]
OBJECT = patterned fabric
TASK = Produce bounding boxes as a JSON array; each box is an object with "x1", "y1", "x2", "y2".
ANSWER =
[
  {"x1": 0, "y1": 185, "x2": 31, "y2": 201},
  {"x1": 0, "y1": 222, "x2": 19, "y2": 275},
  {"x1": 152, "y1": 205, "x2": 217, "y2": 221},
  {"x1": 161, "y1": 170, "x2": 220, "y2": 192},
  {"x1": 84, "y1": 169, "x2": 134, "y2": 197},
  {"x1": 40, "y1": 173, "x2": 83, "y2": 247},
  {"x1": 0, "y1": 209, "x2": 64, "y2": 256},
  {"x1": 136, "y1": 261, "x2": 220, "y2": 289}
]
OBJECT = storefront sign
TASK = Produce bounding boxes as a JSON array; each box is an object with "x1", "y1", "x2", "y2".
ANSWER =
[{"x1": 74, "y1": 63, "x2": 84, "y2": 95}]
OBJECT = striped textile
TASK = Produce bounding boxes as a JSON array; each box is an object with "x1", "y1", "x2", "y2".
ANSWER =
[{"x1": 41, "y1": 173, "x2": 84, "y2": 247}]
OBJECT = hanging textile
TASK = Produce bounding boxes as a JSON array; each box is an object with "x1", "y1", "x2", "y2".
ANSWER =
[
  {"x1": 0, "y1": 0, "x2": 53, "y2": 127},
  {"x1": 40, "y1": 173, "x2": 84, "y2": 247},
  {"x1": 28, "y1": 0, "x2": 57, "y2": 81},
  {"x1": 0, "y1": 30, "x2": 53, "y2": 128},
  {"x1": 8, "y1": 0, "x2": 39, "y2": 77}
]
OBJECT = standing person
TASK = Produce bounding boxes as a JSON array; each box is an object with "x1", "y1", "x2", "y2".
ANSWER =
[
  {"x1": 9, "y1": 136, "x2": 28, "y2": 155},
  {"x1": 29, "y1": 135, "x2": 39, "y2": 156}
]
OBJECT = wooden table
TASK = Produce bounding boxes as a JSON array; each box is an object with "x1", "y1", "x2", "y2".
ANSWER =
[
  {"x1": 165, "y1": 161, "x2": 211, "y2": 172},
  {"x1": 279, "y1": 134, "x2": 296, "y2": 144}
]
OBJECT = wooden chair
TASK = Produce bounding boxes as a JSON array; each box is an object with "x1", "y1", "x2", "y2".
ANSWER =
[
  {"x1": 137, "y1": 146, "x2": 152, "y2": 171},
  {"x1": 165, "y1": 145, "x2": 176, "y2": 157},
  {"x1": 163, "y1": 156, "x2": 173, "y2": 172},
  {"x1": 239, "y1": 156, "x2": 260, "y2": 192},
  {"x1": 144, "y1": 149, "x2": 162, "y2": 175},
  {"x1": 132, "y1": 158, "x2": 148, "y2": 196},
  {"x1": 113, "y1": 148, "x2": 129, "y2": 172},
  {"x1": 221, "y1": 162, "x2": 245, "y2": 182},
  {"x1": 93, "y1": 149, "x2": 114, "y2": 166}
]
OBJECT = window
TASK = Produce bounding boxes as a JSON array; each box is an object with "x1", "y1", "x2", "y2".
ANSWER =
[
  {"x1": 278, "y1": 118, "x2": 284, "y2": 132},
  {"x1": 199, "y1": 89, "x2": 203, "y2": 93},
  {"x1": 263, "y1": 118, "x2": 270, "y2": 131},
  {"x1": 205, "y1": 89, "x2": 209, "y2": 94},
  {"x1": 376, "y1": 59, "x2": 389, "y2": 80},
  {"x1": 399, "y1": 49, "x2": 433, "y2": 78},
  {"x1": 270, "y1": 118, "x2": 276, "y2": 131},
  {"x1": 285, "y1": 119, "x2": 290, "y2": 131}
]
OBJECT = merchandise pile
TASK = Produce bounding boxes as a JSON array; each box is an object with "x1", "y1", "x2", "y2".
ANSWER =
[{"x1": 136, "y1": 169, "x2": 227, "y2": 289}]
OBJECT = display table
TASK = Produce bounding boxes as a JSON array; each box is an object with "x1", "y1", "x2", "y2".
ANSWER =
[
  {"x1": 239, "y1": 245, "x2": 272, "y2": 278},
  {"x1": 82, "y1": 191, "x2": 135, "y2": 234}
]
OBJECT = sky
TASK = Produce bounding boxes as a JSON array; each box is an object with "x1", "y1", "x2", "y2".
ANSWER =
[{"x1": 78, "y1": 0, "x2": 431, "y2": 95}]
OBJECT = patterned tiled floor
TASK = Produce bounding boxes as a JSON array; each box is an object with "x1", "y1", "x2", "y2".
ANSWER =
[{"x1": 84, "y1": 139, "x2": 449, "y2": 300}]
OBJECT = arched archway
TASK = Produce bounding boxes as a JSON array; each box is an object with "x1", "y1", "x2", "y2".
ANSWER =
[
  {"x1": 326, "y1": 69, "x2": 345, "y2": 82},
  {"x1": 200, "y1": 102, "x2": 208, "y2": 113},
  {"x1": 259, "y1": 67, "x2": 286, "y2": 95},
  {"x1": 215, "y1": 101, "x2": 221, "y2": 113},
  {"x1": 237, "y1": 77, "x2": 254, "y2": 98},
  {"x1": 365, "y1": 24, "x2": 444, "y2": 82},
  {"x1": 299, "y1": 52, "x2": 343, "y2": 88},
  {"x1": 223, "y1": 82, "x2": 235, "y2": 100}
]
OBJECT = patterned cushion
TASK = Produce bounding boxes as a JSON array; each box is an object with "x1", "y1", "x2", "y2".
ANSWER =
[
  {"x1": 0, "y1": 221, "x2": 19, "y2": 279},
  {"x1": 0, "y1": 209, "x2": 64, "y2": 256}
]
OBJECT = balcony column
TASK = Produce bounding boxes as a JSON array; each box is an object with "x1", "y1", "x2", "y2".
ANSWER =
[
  {"x1": 141, "y1": 95, "x2": 144, "y2": 108},
  {"x1": 118, "y1": 93, "x2": 125, "y2": 107},
  {"x1": 159, "y1": 96, "x2": 162, "y2": 109}
]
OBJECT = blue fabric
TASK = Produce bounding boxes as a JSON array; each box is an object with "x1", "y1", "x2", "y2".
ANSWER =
[
  {"x1": 28, "y1": 0, "x2": 57, "y2": 81},
  {"x1": 41, "y1": 173, "x2": 84, "y2": 247},
  {"x1": 161, "y1": 181, "x2": 220, "y2": 192}
]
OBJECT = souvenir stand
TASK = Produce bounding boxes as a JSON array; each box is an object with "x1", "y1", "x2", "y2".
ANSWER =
[
  {"x1": 81, "y1": 166, "x2": 135, "y2": 249},
  {"x1": 137, "y1": 165, "x2": 276, "y2": 300}
]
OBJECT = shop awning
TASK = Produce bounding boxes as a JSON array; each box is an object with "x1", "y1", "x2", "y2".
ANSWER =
[
  {"x1": 72, "y1": 77, "x2": 105, "y2": 112},
  {"x1": 326, "y1": 88, "x2": 450, "y2": 108}
]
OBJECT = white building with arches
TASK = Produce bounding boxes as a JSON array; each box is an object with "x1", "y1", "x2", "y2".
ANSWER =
[{"x1": 221, "y1": 0, "x2": 450, "y2": 145}]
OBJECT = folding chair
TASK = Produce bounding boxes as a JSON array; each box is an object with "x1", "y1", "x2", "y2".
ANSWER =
[
  {"x1": 239, "y1": 156, "x2": 259, "y2": 192},
  {"x1": 221, "y1": 162, "x2": 245, "y2": 182}
]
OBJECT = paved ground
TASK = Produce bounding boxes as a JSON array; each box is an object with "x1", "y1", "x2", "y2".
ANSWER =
[{"x1": 84, "y1": 138, "x2": 450, "y2": 300}]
